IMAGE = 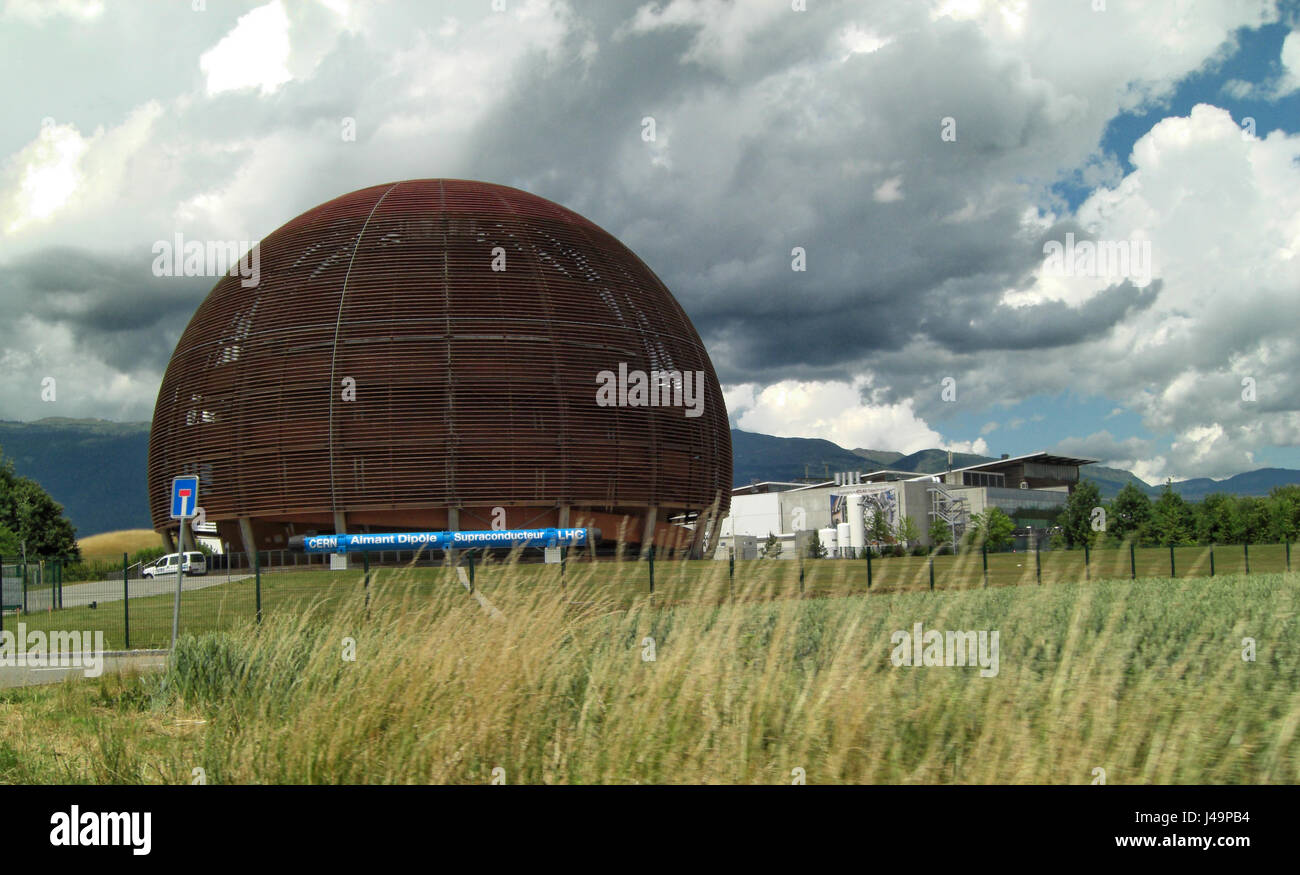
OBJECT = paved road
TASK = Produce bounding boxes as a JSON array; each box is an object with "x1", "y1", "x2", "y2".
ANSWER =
[
  {"x1": 51, "y1": 573, "x2": 253, "y2": 608},
  {"x1": 0, "y1": 651, "x2": 169, "y2": 688}
]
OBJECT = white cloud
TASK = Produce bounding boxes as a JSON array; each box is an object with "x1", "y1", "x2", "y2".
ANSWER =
[
  {"x1": 728, "y1": 376, "x2": 987, "y2": 455},
  {"x1": 2, "y1": 120, "x2": 87, "y2": 233},
  {"x1": 2, "y1": 102, "x2": 162, "y2": 236},
  {"x1": 620, "y1": 0, "x2": 790, "y2": 72},
  {"x1": 872, "y1": 176, "x2": 903, "y2": 203},
  {"x1": 2, "y1": 0, "x2": 102, "y2": 23},
  {"x1": 1279, "y1": 28, "x2": 1300, "y2": 96},
  {"x1": 840, "y1": 24, "x2": 892, "y2": 59},
  {"x1": 199, "y1": 0, "x2": 293, "y2": 96},
  {"x1": 971, "y1": 104, "x2": 1300, "y2": 478}
]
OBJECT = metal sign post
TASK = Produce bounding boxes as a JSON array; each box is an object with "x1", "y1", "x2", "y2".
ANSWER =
[{"x1": 169, "y1": 475, "x2": 200, "y2": 649}]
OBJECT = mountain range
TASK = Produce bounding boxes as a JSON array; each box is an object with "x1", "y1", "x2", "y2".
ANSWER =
[
  {"x1": 2, "y1": 419, "x2": 1299, "y2": 537},
  {"x1": 730, "y1": 429, "x2": 1300, "y2": 501}
]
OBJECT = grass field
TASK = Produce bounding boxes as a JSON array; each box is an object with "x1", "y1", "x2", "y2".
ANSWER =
[
  {"x1": 7, "y1": 542, "x2": 1295, "y2": 649},
  {"x1": 0, "y1": 559, "x2": 1296, "y2": 784},
  {"x1": 76, "y1": 529, "x2": 164, "y2": 560}
]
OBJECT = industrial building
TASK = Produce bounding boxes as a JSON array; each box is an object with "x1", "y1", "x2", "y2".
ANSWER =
[
  {"x1": 147, "y1": 179, "x2": 732, "y2": 560},
  {"x1": 713, "y1": 452, "x2": 1097, "y2": 558}
]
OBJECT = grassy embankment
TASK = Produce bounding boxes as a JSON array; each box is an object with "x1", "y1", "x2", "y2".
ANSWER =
[{"x1": 0, "y1": 559, "x2": 1296, "y2": 784}]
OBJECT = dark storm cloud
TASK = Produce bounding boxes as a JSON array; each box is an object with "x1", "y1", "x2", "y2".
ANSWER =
[
  {"x1": 920, "y1": 279, "x2": 1161, "y2": 352},
  {"x1": 2, "y1": 247, "x2": 212, "y2": 372},
  {"x1": 447, "y1": 5, "x2": 1115, "y2": 387}
]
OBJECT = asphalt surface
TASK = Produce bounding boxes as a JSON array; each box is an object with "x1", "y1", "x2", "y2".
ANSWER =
[
  {"x1": 45, "y1": 573, "x2": 253, "y2": 609},
  {"x1": 0, "y1": 651, "x2": 169, "y2": 688}
]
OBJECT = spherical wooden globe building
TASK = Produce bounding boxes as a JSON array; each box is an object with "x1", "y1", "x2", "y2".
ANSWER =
[{"x1": 146, "y1": 179, "x2": 731, "y2": 558}]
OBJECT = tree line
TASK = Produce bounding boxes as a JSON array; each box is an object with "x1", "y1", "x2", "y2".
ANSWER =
[
  {"x1": 0, "y1": 450, "x2": 80, "y2": 560},
  {"x1": 1055, "y1": 481, "x2": 1300, "y2": 549}
]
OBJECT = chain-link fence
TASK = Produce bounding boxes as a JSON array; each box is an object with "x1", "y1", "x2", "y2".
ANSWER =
[{"x1": 1, "y1": 540, "x2": 1294, "y2": 649}]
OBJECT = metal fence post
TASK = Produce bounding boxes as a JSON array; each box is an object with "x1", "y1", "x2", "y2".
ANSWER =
[
  {"x1": 1243, "y1": 542, "x2": 1250, "y2": 576},
  {"x1": 1035, "y1": 542, "x2": 1041, "y2": 585},
  {"x1": 171, "y1": 523, "x2": 187, "y2": 650},
  {"x1": 1130, "y1": 541, "x2": 1136, "y2": 580},
  {"x1": 728, "y1": 549, "x2": 734, "y2": 600},
  {"x1": 122, "y1": 552, "x2": 130, "y2": 650},
  {"x1": 1084, "y1": 543, "x2": 1090, "y2": 582},
  {"x1": 1169, "y1": 544, "x2": 1175, "y2": 578},
  {"x1": 21, "y1": 560, "x2": 27, "y2": 614},
  {"x1": 982, "y1": 544, "x2": 988, "y2": 588},
  {"x1": 798, "y1": 553, "x2": 804, "y2": 595},
  {"x1": 866, "y1": 548, "x2": 873, "y2": 589},
  {"x1": 929, "y1": 554, "x2": 935, "y2": 591},
  {"x1": 647, "y1": 545, "x2": 654, "y2": 594},
  {"x1": 363, "y1": 551, "x2": 372, "y2": 606},
  {"x1": 254, "y1": 547, "x2": 262, "y2": 624},
  {"x1": 0, "y1": 555, "x2": 5, "y2": 634}
]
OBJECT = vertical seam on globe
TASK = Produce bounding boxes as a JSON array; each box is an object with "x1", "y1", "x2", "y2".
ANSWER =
[{"x1": 328, "y1": 181, "x2": 400, "y2": 516}]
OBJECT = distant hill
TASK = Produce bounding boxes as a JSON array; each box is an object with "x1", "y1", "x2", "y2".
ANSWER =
[
  {"x1": 1081, "y1": 465, "x2": 1300, "y2": 500},
  {"x1": 3, "y1": 420, "x2": 1298, "y2": 537},
  {"x1": 731, "y1": 429, "x2": 873, "y2": 485},
  {"x1": 1080, "y1": 465, "x2": 1155, "y2": 500},
  {"x1": 733, "y1": 431, "x2": 997, "y2": 485},
  {"x1": 0, "y1": 418, "x2": 151, "y2": 537},
  {"x1": 1164, "y1": 467, "x2": 1300, "y2": 499},
  {"x1": 732, "y1": 428, "x2": 1300, "y2": 500},
  {"x1": 850, "y1": 448, "x2": 905, "y2": 468},
  {"x1": 889, "y1": 448, "x2": 996, "y2": 474}
]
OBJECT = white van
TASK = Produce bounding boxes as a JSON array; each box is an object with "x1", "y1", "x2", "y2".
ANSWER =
[{"x1": 142, "y1": 551, "x2": 208, "y2": 578}]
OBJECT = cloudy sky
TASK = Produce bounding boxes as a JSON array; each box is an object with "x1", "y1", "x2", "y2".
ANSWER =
[{"x1": 2, "y1": 0, "x2": 1298, "y2": 483}]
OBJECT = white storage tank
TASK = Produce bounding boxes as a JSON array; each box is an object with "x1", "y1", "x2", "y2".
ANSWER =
[
  {"x1": 837, "y1": 522, "x2": 853, "y2": 557},
  {"x1": 817, "y1": 527, "x2": 837, "y2": 556},
  {"x1": 846, "y1": 494, "x2": 866, "y2": 555}
]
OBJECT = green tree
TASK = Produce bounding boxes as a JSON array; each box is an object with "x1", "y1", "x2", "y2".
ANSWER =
[
  {"x1": 806, "y1": 529, "x2": 827, "y2": 559},
  {"x1": 0, "y1": 523, "x2": 21, "y2": 556},
  {"x1": 1059, "y1": 479, "x2": 1103, "y2": 548},
  {"x1": 1194, "y1": 493, "x2": 1237, "y2": 544},
  {"x1": 982, "y1": 507, "x2": 1015, "y2": 551},
  {"x1": 868, "y1": 511, "x2": 893, "y2": 546},
  {"x1": 1268, "y1": 484, "x2": 1300, "y2": 543},
  {"x1": 761, "y1": 532, "x2": 782, "y2": 559},
  {"x1": 1109, "y1": 482, "x2": 1152, "y2": 543},
  {"x1": 0, "y1": 452, "x2": 80, "y2": 559},
  {"x1": 1235, "y1": 496, "x2": 1271, "y2": 545},
  {"x1": 1145, "y1": 484, "x2": 1195, "y2": 546},
  {"x1": 895, "y1": 515, "x2": 921, "y2": 548},
  {"x1": 965, "y1": 507, "x2": 1015, "y2": 551},
  {"x1": 928, "y1": 518, "x2": 953, "y2": 551}
]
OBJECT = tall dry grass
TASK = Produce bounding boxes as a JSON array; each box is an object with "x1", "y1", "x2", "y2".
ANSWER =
[
  {"x1": 77, "y1": 529, "x2": 165, "y2": 560},
  {"x1": 4, "y1": 563, "x2": 1298, "y2": 784}
]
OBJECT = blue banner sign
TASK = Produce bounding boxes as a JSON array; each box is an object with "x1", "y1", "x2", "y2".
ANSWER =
[{"x1": 290, "y1": 527, "x2": 597, "y2": 554}]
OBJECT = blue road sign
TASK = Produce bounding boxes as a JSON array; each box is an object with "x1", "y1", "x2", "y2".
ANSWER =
[{"x1": 170, "y1": 475, "x2": 199, "y2": 519}]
